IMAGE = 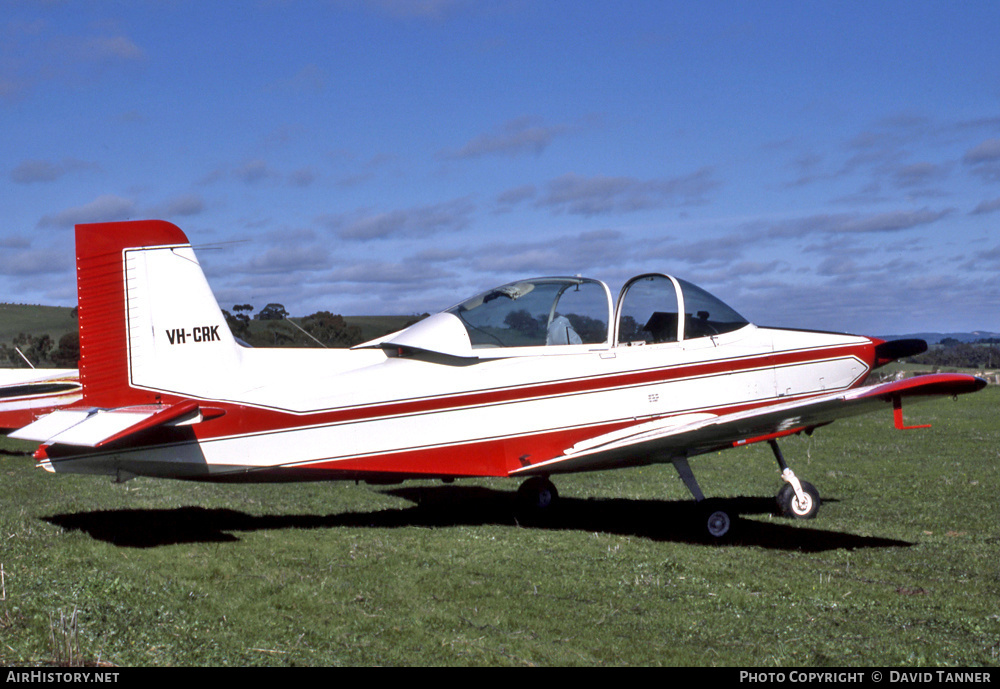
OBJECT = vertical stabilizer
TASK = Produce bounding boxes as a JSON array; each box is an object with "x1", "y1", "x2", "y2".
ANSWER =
[{"x1": 76, "y1": 220, "x2": 241, "y2": 407}]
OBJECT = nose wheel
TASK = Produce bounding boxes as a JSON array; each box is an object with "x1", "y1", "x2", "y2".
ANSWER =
[
  {"x1": 776, "y1": 479, "x2": 820, "y2": 519},
  {"x1": 770, "y1": 440, "x2": 821, "y2": 519}
]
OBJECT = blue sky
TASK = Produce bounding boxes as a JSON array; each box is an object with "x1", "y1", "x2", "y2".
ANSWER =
[{"x1": 2, "y1": 0, "x2": 999, "y2": 336}]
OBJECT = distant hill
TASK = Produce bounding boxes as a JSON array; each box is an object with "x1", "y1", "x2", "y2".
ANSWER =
[
  {"x1": 0, "y1": 304, "x2": 78, "y2": 343},
  {"x1": 0, "y1": 303, "x2": 418, "y2": 359},
  {"x1": 879, "y1": 332, "x2": 1000, "y2": 345},
  {"x1": 323, "y1": 315, "x2": 418, "y2": 342}
]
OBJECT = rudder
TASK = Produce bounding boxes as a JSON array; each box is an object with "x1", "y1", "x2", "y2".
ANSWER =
[{"x1": 76, "y1": 220, "x2": 241, "y2": 407}]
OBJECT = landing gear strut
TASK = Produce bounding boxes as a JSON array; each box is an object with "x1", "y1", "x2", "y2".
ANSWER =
[
  {"x1": 769, "y1": 440, "x2": 821, "y2": 519},
  {"x1": 672, "y1": 456, "x2": 737, "y2": 539}
]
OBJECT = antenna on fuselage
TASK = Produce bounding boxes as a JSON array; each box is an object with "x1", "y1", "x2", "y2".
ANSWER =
[
  {"x1": 282, "y1": 316, "x2": 328, "y2": 348},
  {"x1": 14, "y1": 347, "x2": 35, "y2": 369}
]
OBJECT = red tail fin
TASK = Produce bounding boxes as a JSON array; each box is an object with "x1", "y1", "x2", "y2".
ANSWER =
[{"x1": 76, "y1": 220, "x2": 190, "y2": 408}]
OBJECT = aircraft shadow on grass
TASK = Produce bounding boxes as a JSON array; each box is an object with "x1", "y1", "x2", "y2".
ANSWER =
[{"x1": 43, "y1": 484, "x2": 912, "y2": 551}]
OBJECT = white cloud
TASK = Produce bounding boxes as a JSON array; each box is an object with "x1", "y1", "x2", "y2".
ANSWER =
[
  {"x1": 37, "y1": 195, "x2": 136, "y2": 229},
  {"x1": 234, "y1": 159, "x2": 280, "y2": 185},
  {"x1": 322, "y1": 197, "x2": 476, "y2": 240},
  {"x1": 78, "y1": 35, "x2": 145, "y2": 62},
  {"x1": 246, "y1": 244, "x2": 332, "y2": 274},
  {"x1": 537, "y1": 169, "x2": 720, "y2": 216},
  {"x1": 963, "y1": 138, "x2": 1000, "y2": 164},
  {"x1": 11, "y1": 158, "x2": 98, "y2": 184},
  {"x1": 963, "y1": 138, "x2": 1000, "y2": 182},
  {"x1": 763, "y1": 208, "x2": 953, "y2": 238},
  {"x1": 161, "y1": 194, "x2": 206, "y2": 218},
  {"x1": 970, "y1": 197, "x2": 1000, "y2": 215},
  {"x1": 442, "y1": 117, "x2": 570, "y2": 160}
]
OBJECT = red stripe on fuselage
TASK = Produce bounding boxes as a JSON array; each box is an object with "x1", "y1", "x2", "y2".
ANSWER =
[{"x1": 170, "y1": 340, "x2": 874, "y2": 442}]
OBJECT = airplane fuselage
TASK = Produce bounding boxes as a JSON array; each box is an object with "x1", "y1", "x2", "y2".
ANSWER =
[{"x1": 39, "y1": 323, "x2": 875, "y2": 483}]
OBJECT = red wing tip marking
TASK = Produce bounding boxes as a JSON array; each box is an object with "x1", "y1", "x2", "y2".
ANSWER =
[{"x1": 861, "y1": 373, "x2": 987, "y2": 400}]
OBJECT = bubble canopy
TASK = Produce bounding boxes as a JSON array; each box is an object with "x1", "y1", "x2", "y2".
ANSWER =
[{"x1": 370, "y1": 274, "x2": 750, "y2": 358}]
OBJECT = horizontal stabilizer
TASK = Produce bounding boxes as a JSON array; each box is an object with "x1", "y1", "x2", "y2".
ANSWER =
[
  {"x1": 8, "y1": 409, "x2": 93, "y2": 443},
  {"x1": 9, "y1": 400, "x2": 219, "y2": 448}
]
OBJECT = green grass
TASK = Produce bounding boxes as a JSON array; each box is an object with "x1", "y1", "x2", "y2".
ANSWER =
[{"x1": 1, "y1": 387, "x2": 997, "y2": 666}]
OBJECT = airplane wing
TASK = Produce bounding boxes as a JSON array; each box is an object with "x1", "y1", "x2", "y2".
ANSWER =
[{"x1": 513, "y1": 373, "x2": 987, "y2": 476}]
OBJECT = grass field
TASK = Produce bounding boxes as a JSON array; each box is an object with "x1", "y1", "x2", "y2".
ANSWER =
[{"x1": 0, "y1": 387, "x2": 997, "y2": 667}]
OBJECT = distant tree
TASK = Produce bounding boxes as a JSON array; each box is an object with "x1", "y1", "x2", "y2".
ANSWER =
[
  {"x1": 913, "y1": 341, "x2": 1000, "y2": 370},
  {"x1": 5, "y1": 333, "x2": 53, "y2": 367},
  {"x1": 564, "y1": 313, "x2": 609, "y2": 344},
  {"x1": 233, "y1": 303, "x2": 254, "y2": 328},
  {"x1": 50, "y1": 332, "x2": 80, "y2": 368},
  {"x1": 258, "y1": 303, "x2": 288, "y2": 321},
  {"x1": 504, "y1": 309, "x2": 542, "y2": 337},
  {"x1": 617, "y1": 315, "x2": 641, "y2": 343},
  {"x1": 0, "y1": 343, "x2": 20, "y2": 367},
  {"x1": 224, "y1": 306, "x2": 253, "y2": 342},
  {"x1": 266, "y1": 321, "x2": 297, "y2": 346},
  {"x1": 300, "y1": 311, "x2": 364, "y2": 348}
]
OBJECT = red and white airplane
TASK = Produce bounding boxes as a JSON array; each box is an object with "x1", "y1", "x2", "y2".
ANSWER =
[{"x1": 9, "y1": 220, "x2": 987, "y2": 538}]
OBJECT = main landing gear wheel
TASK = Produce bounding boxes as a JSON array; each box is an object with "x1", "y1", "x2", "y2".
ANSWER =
[
  {"x1": 776, "y1": 480, "x2": 821, "y2": 519},
  {"x1": 517, "y1": 476, "x2": 559, "y2": 514},
  {"x1": 668, "y1": 457, "x2": 738, "y2": 540},
  {"x1": 700, "y1": 499, "x2": 737, "y2": 540}
]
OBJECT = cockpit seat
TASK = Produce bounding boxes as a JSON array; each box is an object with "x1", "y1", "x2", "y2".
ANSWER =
[{"x1": 546, "y1": 316, "x2": 583, "y2": 345}]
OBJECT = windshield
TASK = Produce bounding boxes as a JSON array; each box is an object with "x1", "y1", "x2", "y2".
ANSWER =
[
  {"x1": 676, "y1": 278, "x2": 748, "y2": 338},
  {"x1": 448, "y1": 277, "x2": 611, "y2": 348},
  {"x1": 616, "y1": 274, "x2": 748, "y2": 344}
]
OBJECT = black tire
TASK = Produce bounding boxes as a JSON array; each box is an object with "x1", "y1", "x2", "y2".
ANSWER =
[
  {"x1": 776, "y1": 481, "x2": 821, "y2": 519},
  {"x1": 517, "y1": 477, "x2": 559, "y2": 513},
  {"x1": 701, "y1": 499, "x2": 736, "y2": 540}
]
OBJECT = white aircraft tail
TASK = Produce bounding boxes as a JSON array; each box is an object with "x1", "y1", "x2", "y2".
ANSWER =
[{"x1": 76, "y1": 220, "x2": 242, "y2": 407}]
